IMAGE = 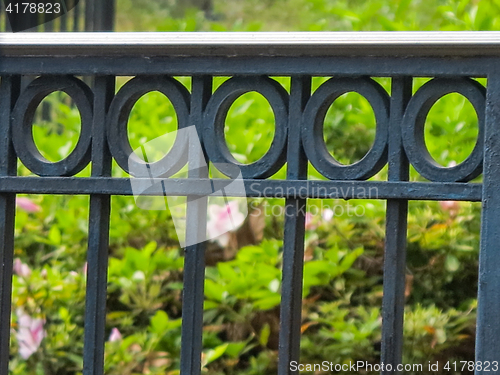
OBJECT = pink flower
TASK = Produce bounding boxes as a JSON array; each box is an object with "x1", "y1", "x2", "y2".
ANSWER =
[
  {"x1": 305, "y1": 212, "x2": 316, "y2": 230},
  {"x1": 322, "y1": 208, "x2": 334, "y2": 222},
  {"x1": 16, "y1": 197, "x2": 41, "y2": 213},
  {"x1": 13, "y1": 258, "x2": 31, "y2": 278},
  {"x1": 108, "y1": 327, "x2": 122, "y2": 342},
  {"x1": 439, "y1": 200, "x2": 460, "y2": 215},
  {"x1": 15, "y1": 309, "x2": 45, "y2": 359},
  {"x1": 207, "y1": 201, "x2": 245, "y2": 247}
]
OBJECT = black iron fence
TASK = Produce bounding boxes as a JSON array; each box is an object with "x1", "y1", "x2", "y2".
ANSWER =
[{"x1": 0, "y1": 32, "x2": 499, "y2": 375}]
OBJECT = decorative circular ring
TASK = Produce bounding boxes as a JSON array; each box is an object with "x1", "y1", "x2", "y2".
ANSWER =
[
  {"x1": 107, "y1": 76, "x2": 191, "y2": 177},
  {"x1": 203, "y1": 76, "x2": 289, "y2": 179},
  {"x1": 11, "y1": 76, "x2": 93, "y2": 176},
  {"x1": 401, "y1": 78, "x2": 485, "y2": 182},
  {"x1": 301, "y1": 77, "x2": 390, "y2": 180}
]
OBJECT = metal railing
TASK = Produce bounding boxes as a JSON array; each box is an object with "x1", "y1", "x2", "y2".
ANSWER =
[{"x1": 0, "y1": 32, "x2": 499, "y2": 375}]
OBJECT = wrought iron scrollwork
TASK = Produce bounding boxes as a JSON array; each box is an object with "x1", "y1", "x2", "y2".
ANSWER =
[{"x1": 11, "y1": 76, "x2": 93, "y2": 176}]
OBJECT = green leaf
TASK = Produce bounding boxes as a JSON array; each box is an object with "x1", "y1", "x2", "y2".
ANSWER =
[
  {"x1": 48, "y1": 226, "x2": 62, "y2": 245},
  {"x1": 217, "y1": 262, "x2": 238, "y2": 280},
  {"x1": 205, "y1": 279, "x2": 225, "y2": 302},
  {"x1": 259, "y1": 323, "x2": 271, "y2": 347},
  {"x1": 204, "y1": 300, "x2": 219, "y2": 310},
  {"x1": 445, "y1": 254, "x2": 460, "y2": 272},
  {"x1": 150, "y1": 310, "x2": 169, "y2": 333},
  {"x1": 253, "y1": 294, "x2": 281, "y2": 310},
  {"x1": 339, "y1": 247, "x2": 364, "y2": 272},
  {"x1": 224, "y1": 341, "x2": 247, "y2": 358},
  {"x1": 204, "y1": 343, "x2": 228, "y2": 364}
]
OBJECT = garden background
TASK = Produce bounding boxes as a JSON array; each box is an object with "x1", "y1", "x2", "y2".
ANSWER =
[{"x1": 10, "y1": 0, "x2": 498, "y2": 374}]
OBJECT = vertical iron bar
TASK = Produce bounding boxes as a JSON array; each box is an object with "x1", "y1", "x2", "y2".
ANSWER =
[
  {"x1": 7, "y1": 6, "x2": 37, "y2": 32},
  {"x1": 92, "y1": 0, "x2": 100, "y2": 31},
  {"x1": 5, "y1": 10, "x2": 11, "y2": 32},
  {"x1": 73, "y1": 0, "x2": 80, "y2": 31},
  {"x1": 42, "y1": 6, "x2": 54, "y2": 32},
  {"x1": 278, "y1": 76, "x2": 310, "y2": 375},
  {"x1": 84, "y1": 0, "x2": 94, "y2": 31},
  {"x1": 93, "y1": 0, "x2": 114, "y2": 31},
  {"x1": 381, "y1": 77, "x2": 412, "y2": 375},
  {"x1": 0, "y1": 75, "x2": 20, "y2": 375},
  {"x1": 476, "y1": 73, "x2": 500, "y2": 373},
  {"x1": 180, "y1": 76, "x2": 212, "y2": 375},
  {"x1": 83, "y1": 76, "x2": 114, "y2": 375},
  {"x1": 60, "y1": 1, "x2": 68, "y2": 32},
  {"x1": 103, "y1": 0, "x2": 115, "y2": 31}
]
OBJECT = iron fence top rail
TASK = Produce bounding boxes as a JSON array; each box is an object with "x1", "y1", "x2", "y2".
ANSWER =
[{"x1": 2, "y1": 31, "x2": 500, "y2": 57}]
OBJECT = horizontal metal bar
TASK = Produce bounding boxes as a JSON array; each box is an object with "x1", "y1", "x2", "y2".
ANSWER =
[
  {"x1": 0, "y1": 177, "x2": 482, "y2": 201},
  {"x1": 0, "y1": 55, "x2": 494, "y2": 77},
  {"x1": 3, "y1": 32, "x2": 500, "y2": 57}
]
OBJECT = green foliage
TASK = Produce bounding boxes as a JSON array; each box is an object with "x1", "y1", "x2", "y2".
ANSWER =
[
  {"x1": 301, "y1": 302, "x2": 381, "y2": 365},
  {"x1": 423, "y1": 92, "x2": 480, "y2": 167},
  {"x1": 403, "y1": 302, "x2": 476, "y2": 367},
  {"x1": 323, "y1": 92, "x2": 377, "y2": 165},
  {"x1": 108, "y1": 242, "x2": 184, "y2": 317},
  {"x1": 205, "y1": 241, "x2": 282, "y2": 311},
  {"x1": 224, "y1": 92, "x2": 277, "y2": 164},
  {"x1": 32, "y1": 93, "x2": 82, "y2": 164},
  {"x1": 117, "y1": 0, "x2": 500, "y2": 33},
  {"x1": 10, "y1": 264, "x2": 86, "y2": 374}
]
